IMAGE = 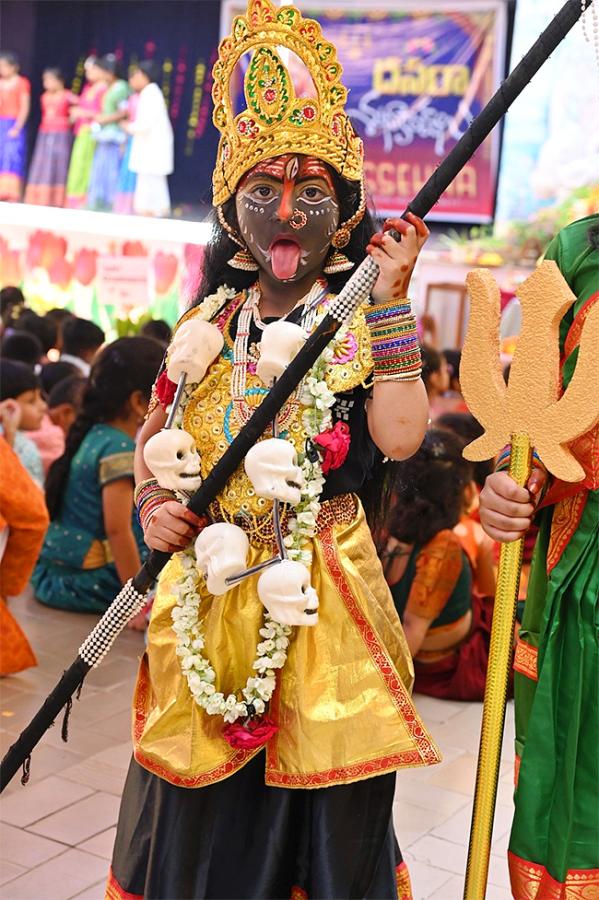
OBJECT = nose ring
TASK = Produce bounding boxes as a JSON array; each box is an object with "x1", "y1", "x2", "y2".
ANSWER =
[{"x1": 289, "y1": 209, "x2": 308, "y2": 230}]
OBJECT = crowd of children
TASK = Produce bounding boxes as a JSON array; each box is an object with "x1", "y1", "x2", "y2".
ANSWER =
[
  {"x1": 0, "y1": 286, "x2": 172, "y2": 670},
  {"x1": 0, "y1": 50, "x2": 174, "y2": 216},
  {"x1": 0, "y1": 286, "x2": 502, "y2": 701}
]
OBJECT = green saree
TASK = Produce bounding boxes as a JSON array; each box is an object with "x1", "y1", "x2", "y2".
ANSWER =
[{"x1": 508, "y1": 214, "x2": 599, "y2": 897}]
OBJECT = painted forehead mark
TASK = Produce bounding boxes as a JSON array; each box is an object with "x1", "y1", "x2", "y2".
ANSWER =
[
  {"x1": 285, "y1": 156, "x2": 300, "y2": 180},
  {"x1": 238, "y1": 155, "x2": 334, "y2": 190},
  {"x1": 297, "y1": 157, "x2": 335, "y2": 190}
]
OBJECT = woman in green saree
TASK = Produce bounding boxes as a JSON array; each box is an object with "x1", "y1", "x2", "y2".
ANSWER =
[{"x1": 479, "y1": 214, "x2": 598, "y2": 897}]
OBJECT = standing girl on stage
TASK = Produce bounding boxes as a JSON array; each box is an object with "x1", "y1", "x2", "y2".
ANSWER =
[
  {"x1": 65, "y1": 56, "x2": 106, "y2": 209},
  {"x1": 0, "y1": 51, "x2": 30, "y2": 201},
  {"x1": 87, "y1": 54, "x2": 129, "y2": 212},
  {"x1": 25, "y1": 68, "x2": 75, "y2": 207},
  {"x1": 126, "y1": 61, "x2": 173, "y2": 217},
  {"x1": 113, "y1": 89, "x2": 139, "y2": 215}
]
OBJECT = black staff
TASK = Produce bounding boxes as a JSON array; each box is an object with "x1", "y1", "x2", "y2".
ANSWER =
[{"x1": 0, "y1": 0, "x2": 591, "y2": 794}]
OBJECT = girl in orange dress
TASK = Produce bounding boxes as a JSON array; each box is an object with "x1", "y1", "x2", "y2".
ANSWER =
[{"x1": 0, "y1": 402, "x2": 49, "y2": 676}]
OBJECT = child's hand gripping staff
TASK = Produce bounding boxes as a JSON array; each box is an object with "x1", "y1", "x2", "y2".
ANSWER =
[
  {"x1": 139, "y1": 320, "x2": 224, "y2": 553},
  {"x1": 460, "y1": 263, "x2": 599, "y2": 900}
]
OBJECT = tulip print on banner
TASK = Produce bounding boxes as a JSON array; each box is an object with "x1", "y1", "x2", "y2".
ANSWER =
[{"x1": 0, "y1": 226, "x2": 199, "y2": 336}]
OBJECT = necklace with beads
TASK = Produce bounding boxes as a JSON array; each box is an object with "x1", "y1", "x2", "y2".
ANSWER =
[{"x1": 230, "y1": 279, "x2": 328, "y2": 430}]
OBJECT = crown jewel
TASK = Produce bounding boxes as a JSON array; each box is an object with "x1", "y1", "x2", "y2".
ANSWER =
[{"x1": 212, "y1": 0, "x2": 364, "y2": 206}]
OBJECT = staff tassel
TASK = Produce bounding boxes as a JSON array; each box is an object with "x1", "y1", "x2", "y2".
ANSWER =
[
  {"x1": 0, "y1": 0, "x2": 593, "y2": 794},
  {"x1": 460, "y1": 265, "x2": 599, "y2": 899}
]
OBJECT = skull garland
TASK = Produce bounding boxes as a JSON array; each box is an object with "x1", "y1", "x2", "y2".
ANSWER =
[
  {"x1": 195, "y1": 523, "x2": 250, "y2": 596},
  {"x1": 144, "y1": 429, "x2": 203, "y2": 494},
  {"x1": 244, "y1": 438, "x2": 305, "y2": 506},
  {"x1": 257, "y1": 559, "x2": 319, "y2": 626},
  {"x1": 256, "y1": 320, "x2": 308, "y2": 387},
  {"x1": 167, "y1": 319, "x2": 224, "y2": 385}
]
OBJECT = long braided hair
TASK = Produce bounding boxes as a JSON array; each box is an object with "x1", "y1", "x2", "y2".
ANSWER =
[{"x1": 45, "y1": 337, "x2": 164, "y2": 519}]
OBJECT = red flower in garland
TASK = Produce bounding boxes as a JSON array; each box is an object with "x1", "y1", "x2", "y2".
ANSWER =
[
  {"x1": 155, "y1": 370, "x2": 177, "y2": 410},
  {"x1": 222, "y1": 716, "x2": 278, "y2": 750},
  {"x1": 313, "y1": 421, "x2": 351, "y2": 474}
]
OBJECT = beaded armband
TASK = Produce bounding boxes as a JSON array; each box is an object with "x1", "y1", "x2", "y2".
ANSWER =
[
  {"x1": 364, "y1": 298, "x2": 422, "y2": 382},
  {"x1": 134, "y1": 477, "x2": 176, "y2": 532}
]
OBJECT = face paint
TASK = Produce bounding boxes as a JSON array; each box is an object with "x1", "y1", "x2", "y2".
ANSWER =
[{"x1": 235, "y1": 154, "x2": 339, "y2": 283}]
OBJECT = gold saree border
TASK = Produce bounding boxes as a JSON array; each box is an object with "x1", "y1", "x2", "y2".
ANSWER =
[
  {"x1": 264, "y1": 526, "x2": 440, "y2": 787},
  {"x1": 105, "y1": 868, "x2": 141, "y2": 900},
  {"x1": 396, "y1": 861, "x2": 414, "y2": 899},
  {"x1": 509, "y1": 851, "x2": 599, "y2": 899},
  {"x1": 106, "y1": 865, "x2": 413, "y2": 898},
  {"x1": 514, "y1": 638, "x2": 538, "y2": 682},
  {"x1": 132, "y1": 659, "x2": 259, "y2": 788},
  {"x1": 547, "y1": 492, "x2": 587, "y2": 574}
]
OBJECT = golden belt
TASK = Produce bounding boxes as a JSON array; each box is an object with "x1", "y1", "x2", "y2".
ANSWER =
[{"x1": 208, "y1": 493, "x2": 357, "y2": 547}]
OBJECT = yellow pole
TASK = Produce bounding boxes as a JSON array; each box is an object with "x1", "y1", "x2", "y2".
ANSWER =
[{"x1": 463, "y1": 432, "x2": 532, "y2": 900}]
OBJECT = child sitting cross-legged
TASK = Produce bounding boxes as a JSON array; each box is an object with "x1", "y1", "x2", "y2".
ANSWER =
[{"x1": 32, "y1": 337, "x2": 163, "y2": 622}]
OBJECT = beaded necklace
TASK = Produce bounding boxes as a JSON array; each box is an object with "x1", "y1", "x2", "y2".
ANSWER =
[{"x1": 231, "y1": 279, "x2": 327, "y2": 430}]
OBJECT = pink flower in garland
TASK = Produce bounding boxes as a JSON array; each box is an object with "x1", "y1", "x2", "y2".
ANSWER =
[
  {"x1": 313, "y1": 421, "x2": 351, "y2": 474},
  {"x1": 223, "y1": 716, "x2": 278, "y2": 750}
]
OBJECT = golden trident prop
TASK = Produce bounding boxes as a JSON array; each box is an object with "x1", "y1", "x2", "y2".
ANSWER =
[{"x1": 459, "y1": 261, "x2": 599, "y2": 899}]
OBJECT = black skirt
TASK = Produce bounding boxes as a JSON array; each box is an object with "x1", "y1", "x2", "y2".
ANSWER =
[{"x1": 109, "y1": 753, "x2": 407, "y2": 899}]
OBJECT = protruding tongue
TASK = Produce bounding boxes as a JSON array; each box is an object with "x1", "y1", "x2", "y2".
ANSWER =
[{"x1": 270, "y1": 239, "x2": 301, "y2": 280}]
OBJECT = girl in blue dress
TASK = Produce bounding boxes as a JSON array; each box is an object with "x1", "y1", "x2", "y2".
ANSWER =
[{"x1": 33, "y1": 337, "x2": 163, "y2": 615}]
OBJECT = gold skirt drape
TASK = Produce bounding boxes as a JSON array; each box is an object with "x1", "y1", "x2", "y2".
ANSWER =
[{"x1": 133, "y1": 499, "x2": 441, "y2": 788}]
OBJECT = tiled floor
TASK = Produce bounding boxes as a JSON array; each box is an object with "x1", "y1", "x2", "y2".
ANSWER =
[{"x1": 1, "y1": 590, "x2": 515, "y2": 899}]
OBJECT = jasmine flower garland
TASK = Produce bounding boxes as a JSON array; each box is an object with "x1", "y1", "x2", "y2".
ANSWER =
[{"x1": 171, "y1": 336, "x2": 337, "y2": 727}]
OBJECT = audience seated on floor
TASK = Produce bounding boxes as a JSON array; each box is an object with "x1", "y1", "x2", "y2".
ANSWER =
[
  {"x1": 1, "y1": 330, "x2": 44, "y2": 368},
  {"x1": 32, "y1": 337, "x2": 162, "y2": 623},
  {"x1": 0, "y1": 359, "x2": 47, "y2": 485},
  {"x1": 0, "y1": 410, "x2": 49, "y2": 675},
  {"x1": 60, "y1": 316, "x2": 105, "y2": 376},
  {"x1": 381, "y1": 429, "x2": 497, "y2": 701},
  {"x1": 30, "y1": 374, "x2": 86, "y2": 474}
]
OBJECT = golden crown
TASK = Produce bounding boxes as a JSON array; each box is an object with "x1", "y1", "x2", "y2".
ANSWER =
[{"x1": 211, "y1": 0, "x2": 364, "y2": 206}]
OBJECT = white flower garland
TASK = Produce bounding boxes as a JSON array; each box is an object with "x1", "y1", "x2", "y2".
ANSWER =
[
  {"x1": 171, "y1": 288, "x2": 337, "y2": 724},
  {"x1": 172, "y1": 551, "x2": 292, "y2": 723}
]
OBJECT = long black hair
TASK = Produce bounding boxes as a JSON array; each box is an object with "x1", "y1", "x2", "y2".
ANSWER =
[
  {"x1": 45, "y1": 337, "x2": 163, "y2": 519},
  {"x1": 194, "y1": 168, "x2": 376, "y2": 303},
  {"x1": 386, "y1": 429, "x2": 473, "y2": 548}
]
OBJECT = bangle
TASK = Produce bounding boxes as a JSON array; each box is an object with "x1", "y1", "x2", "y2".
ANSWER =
[
  {"x1": 365, "y1": 298, "x2": 422, "y2": 382},
  {"x1": 135, "y1": 477, "x2": 176, "y2": 532}
]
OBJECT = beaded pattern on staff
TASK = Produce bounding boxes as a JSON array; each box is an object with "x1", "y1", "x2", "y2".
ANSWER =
[{"x1": 211, "y1": 0, "x2": 363, "y2": 205}]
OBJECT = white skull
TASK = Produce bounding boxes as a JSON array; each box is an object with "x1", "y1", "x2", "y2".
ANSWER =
[
  {"x1": 143, "y1": 429, "x2": 203, "y2": 492},
  {"x1": 167, "y1": 319, "x2": 224, "y2": 384},
  {"x1": 195, "y1": 523, "x2": 249, "y2": 596},
  {"x1": 244, "y1": 438, "x2": 304, "y2": 506},
  {"x1": 257, "y1": 560, "x2": 319, "y2": 626},
  {"x1": 256, "y1": 320, "x2": 307, "y2": 387}
]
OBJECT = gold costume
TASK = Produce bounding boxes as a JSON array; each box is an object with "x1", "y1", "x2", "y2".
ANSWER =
[{"x1": 133, "y1": 297, "x2": 440, "y2": 788}]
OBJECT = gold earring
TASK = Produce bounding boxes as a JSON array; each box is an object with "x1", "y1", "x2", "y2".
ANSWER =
[
  {"x1": 323, "y1": 250, "x2": 354, "y2": 274},
  {"x1": 228, "y1": 248, "x2": 259, "y2": 271},
  {"x1": 217, "y1": 205, "x2": 245, "y2": 248},
  {"x1": 331, "y1": 176, "x2": 366, "y2": 249}
]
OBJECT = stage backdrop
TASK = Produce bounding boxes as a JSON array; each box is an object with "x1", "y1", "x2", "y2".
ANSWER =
[
  {"x1": 4, "y1": 0, "x2": 222, "y2": 208},
  {"x1": 224, "y1": 0, "x2": 507, "y2": 222}
]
